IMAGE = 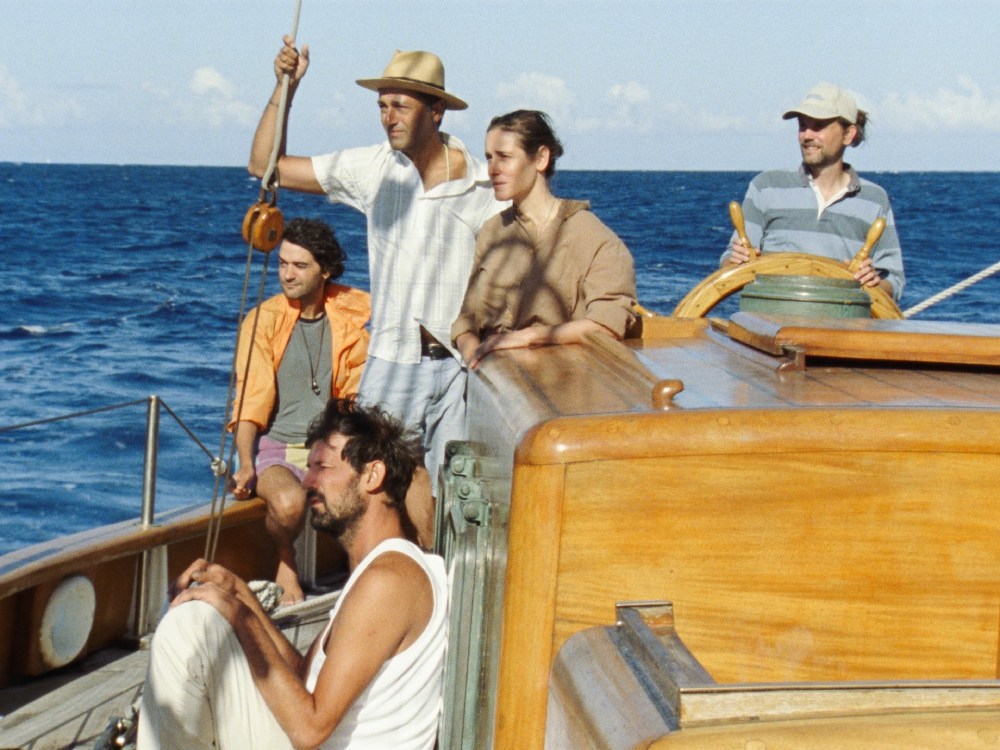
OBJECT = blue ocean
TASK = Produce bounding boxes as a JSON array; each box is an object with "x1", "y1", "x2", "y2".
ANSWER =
[{"x1": 2, "y1": 164, "x2": 999, "y2": 556}]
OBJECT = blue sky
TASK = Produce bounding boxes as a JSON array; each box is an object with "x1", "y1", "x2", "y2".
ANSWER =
[{"x1": 3, "y1": 0, "x2": 999, "y2": 171}]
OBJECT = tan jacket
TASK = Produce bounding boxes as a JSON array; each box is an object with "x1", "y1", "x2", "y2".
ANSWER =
[{"x1": 452, "y1": 200, "x2": 636, "y2": 343}]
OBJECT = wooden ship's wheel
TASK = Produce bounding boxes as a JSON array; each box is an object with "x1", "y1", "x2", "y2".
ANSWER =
[{"x1": 671, "y1": 204, "x2": 902, "y2": 319}]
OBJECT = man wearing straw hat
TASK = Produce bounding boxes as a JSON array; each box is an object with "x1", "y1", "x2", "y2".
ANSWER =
[
  {"x1": 249, "y1": 38, "x2": 503, "y2": 548},
  {"x1": 722, "y1": 82, "x2": 905, "y2": 300}
]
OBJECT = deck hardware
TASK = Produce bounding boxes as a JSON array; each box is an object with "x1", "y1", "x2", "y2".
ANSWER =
[
  {"x1": 140, "y1": 396, "x2": 160, "y2": 529},
  {"x1": 778, "y1": 344, "x2": 806, "y2": 372},
  {"x1": 434, "y1": 440, "x2": 502, "y2": 750},
  {"x1": 652, "y1": 379, "x2": 685, "y2": 410},
  {"x1": 210, "y1": 456, "x2": 228, "y2": 477},
  {"x1": 242, "y1": 192, "x2": 284, "y2": 252},
  {"x1": 612, "y1": 601, "x2": 715, "y2": 730}
]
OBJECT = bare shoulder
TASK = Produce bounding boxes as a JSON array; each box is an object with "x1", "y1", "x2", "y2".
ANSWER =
[
  {"x1": 330, "y1": 550, "x2": 433, "y2": 656},
  {"x1": 341, "y1": 550, "x2": 434, "y2": 618},
  {"x1": 359, "y1": 550, "x2": 432, "y2": 601}
]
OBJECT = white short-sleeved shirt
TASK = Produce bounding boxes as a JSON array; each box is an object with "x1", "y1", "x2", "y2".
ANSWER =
[{"x1": 312, "y1": 134, "x2": 504, "y2": 364}]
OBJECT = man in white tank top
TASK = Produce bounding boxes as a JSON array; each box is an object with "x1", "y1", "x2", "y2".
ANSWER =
[{"x1": 138, "y1": 398, "x2": 448, "y2": 750}]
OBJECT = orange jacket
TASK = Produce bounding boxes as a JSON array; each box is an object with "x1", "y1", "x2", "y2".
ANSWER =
[{"x1": 228, "y1": 284, "x2": 370, "y2": 431}]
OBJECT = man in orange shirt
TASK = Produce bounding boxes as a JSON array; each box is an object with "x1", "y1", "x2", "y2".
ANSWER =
[{"x1": 229, "y1": 218, "x2": 369, "y2": 604}]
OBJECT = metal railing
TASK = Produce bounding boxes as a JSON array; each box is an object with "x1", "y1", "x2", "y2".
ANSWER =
[
  {"x1": 1, "y1": 395, "x2": 220, "y2": 637},
  {"x1": 1, "y1": 395, "x2": 218, "y2": 527}
]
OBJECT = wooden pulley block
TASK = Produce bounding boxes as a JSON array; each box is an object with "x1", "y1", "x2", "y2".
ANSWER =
[{"x1": 242, "y1": 200, "x2": 284, "y2": 252}]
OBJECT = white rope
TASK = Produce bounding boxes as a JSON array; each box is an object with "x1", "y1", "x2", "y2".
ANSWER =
[
  {"x1": 261, "y1": 0, "x2": 303, "y2": 191},
  {"x1": 903, "y1": 258, "x2": 1000, "y2": 318}
]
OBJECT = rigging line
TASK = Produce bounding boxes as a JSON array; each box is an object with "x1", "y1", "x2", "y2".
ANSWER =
[
  {"x1": 262, "y1": 0, "x2": 303, "y2": 191},
  {"x1": 903, "y1": 258, "x2": 1000, "y2": 318},
  {"x1": 0, "y1": 398, "x2": 149, "y2": 433},
  {"x1": 206, "y1": 251, "x2": 273, "y2": 563},
  {"x1": 159, "y1": 400, "x2": 216, "y2": 462},
  {"x1": 207, "y1": 0, "x2": 302, "y2": 561},
  {"x1": 204, "y1": 242, "x2": 262, "y2": 559}
]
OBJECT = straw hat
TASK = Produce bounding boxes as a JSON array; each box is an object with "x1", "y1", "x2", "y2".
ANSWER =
[{"x1": 356, "y1": 50, "x2": 468, "y2": 110}]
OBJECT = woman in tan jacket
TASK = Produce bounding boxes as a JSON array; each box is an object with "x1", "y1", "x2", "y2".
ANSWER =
[{"x1": 452, "y1": 110, "x2": 636, "y2": 370}]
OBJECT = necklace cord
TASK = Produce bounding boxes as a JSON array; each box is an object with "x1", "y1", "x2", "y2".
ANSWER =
[{"x1": 298, "y1": 317, "x2": 328, "y2": 395}]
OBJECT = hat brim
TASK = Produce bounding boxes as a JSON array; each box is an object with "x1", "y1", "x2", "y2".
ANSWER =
[
  {"x1": 356, "y1": 78, "x2": 468, "y2": 110},
  {"x1": 782, "y1": 105, "x2": 855, "y2": 123},
  {"x1": 783, "y1": 107, "x2": 833, "y2": 121}
]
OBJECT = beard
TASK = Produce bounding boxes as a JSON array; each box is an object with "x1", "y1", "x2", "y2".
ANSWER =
[{"x1": 308, "y1": 477, "x2": 366, "y2": 540}]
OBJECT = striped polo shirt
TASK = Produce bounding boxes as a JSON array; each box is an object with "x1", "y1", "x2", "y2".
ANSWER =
[{"x1": 723, "y1": 165, "x2": 905, "y2": 299}]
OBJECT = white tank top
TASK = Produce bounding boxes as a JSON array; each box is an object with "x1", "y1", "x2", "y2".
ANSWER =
[{"x1": 304, "y1": 538, "x2": 449, "y2": 750}]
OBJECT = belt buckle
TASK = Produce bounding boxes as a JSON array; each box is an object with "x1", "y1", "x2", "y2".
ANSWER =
[{"x1": 422, "y1": 341, "x2": 450, "y2": 360}]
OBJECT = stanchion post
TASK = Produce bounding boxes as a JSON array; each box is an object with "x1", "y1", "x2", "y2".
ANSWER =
[
  {"x1": 141, "y1": 395, "x2": 160, "y2": 528},
  {"x1": 134, "y1": 395, "x2": 161, "y2": 639}
]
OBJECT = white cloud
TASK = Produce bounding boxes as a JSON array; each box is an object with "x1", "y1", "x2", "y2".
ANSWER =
[
  {"x1": 610, "y1": 81, "x2": 650, "y2": 106},
  {"x1": 0, "y1": 64, "x2": 85, "y2": 129},
  {"x1": 495, "y1": 73, "x2": 577, "y2": 123},
  {"x1": 878, "y1": 76, "x2": 1000, "y2": 132},
  {"x1": 496, "y1": 72, "x2": 752, "y2": 138},
  {"x1": 191, "y1": 67, "x2": 238, "y2": 99},
  {"x1": 141, "y1": 67, "x2": 256, "y2": 130},
  {"x1": 572, "y1": 81, "x2": 652, "y2": 134},
  {"x1": 0, "y1": 65, "x2": 31, "y2": 127},
  {"x1": 188, "y1": 68, "x2": 256, "y2": 129}
]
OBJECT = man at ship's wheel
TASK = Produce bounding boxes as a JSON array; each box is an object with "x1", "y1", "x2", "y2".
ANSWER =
[{"x1": 722, "y1": 82, "x2": 905, "y2": 301}]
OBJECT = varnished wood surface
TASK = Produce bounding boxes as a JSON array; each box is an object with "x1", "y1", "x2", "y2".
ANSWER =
[
  {"x1": 728, "y1": 312, "x2": 1000, "y2": 365},
  {"x1": 0, "y1": 500, "x2": 271, "y2": 687},
  {"x1": 0, "y1": 498, "x2": 269, "y2": 597},
  {"x1": 468, "y1": 316, "x2": 1000, "y2": 749},
  {"x1": 473, "y1": 317, "x2": 1000, "y2": 428},
  {"x1": 647, "y1": 711, "x2": 1000, "y2": 749},
  {"x1": 633, "y1": 330, "x2": 1000, "y2": 411},
  {"x1": 556, "y1": 449, "x2": 1000, "y2": 682},
  {"x1": 547, "y1": 621, "x2": 1000, "y2": 749},
  {"x1": 0, "y1": 497, "x2": 344, "y2": 686}
]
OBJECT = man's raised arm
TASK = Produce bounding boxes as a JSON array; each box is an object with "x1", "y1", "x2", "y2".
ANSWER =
[{"x1": 248, "y1": 34, "x2": 323, "y2": 194}]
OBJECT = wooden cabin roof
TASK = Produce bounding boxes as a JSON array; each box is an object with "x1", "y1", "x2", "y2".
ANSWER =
[
  {"x1": 491, "y1": 314, "x2": 1000, "y2": 422},
  {"x1": 634, "y1": 314, "x2": 1000, "y2": 410},
  {"x1": 463, "y1": 313, "x2": 1000, "y2": 750}
]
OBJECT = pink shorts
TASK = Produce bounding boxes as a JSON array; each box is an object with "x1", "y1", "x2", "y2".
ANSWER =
[{"x1": 255, "y1": 435, "x2": 308, "y2": 481}]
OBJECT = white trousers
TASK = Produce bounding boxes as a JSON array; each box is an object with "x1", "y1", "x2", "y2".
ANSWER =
[{"x1": 137, "y1": 600, "x2": 293, "y2": 750}]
